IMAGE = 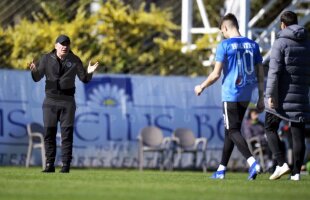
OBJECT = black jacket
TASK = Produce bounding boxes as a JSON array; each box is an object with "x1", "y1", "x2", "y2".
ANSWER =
[
  {"x1": 31, "y1": 50, "x2": 92, "y2": 97},
  {"x1": 265, "y1": 25, "x2": 310, "y2": 122}
]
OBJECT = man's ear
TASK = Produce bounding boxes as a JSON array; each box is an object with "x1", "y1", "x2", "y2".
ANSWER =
[
  {"x1": 224, "y1": 25, "x2": 229, "y2": 32},
  {"x1": 280, "y1": 22, "x2": 287, "y2": 30}
]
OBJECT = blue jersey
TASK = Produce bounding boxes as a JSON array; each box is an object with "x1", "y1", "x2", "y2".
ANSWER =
[{"x1": 215, "y1": 36, "x2": 262, "y2": 102}]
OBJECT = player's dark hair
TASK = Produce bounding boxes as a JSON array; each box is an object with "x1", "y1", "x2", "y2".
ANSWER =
[
  {"x1": 219, "y1": 13, "x2": 239, "y2": 30},
  {"x1": 280, "y1": 11, "x2": 298, "y2": 26}
]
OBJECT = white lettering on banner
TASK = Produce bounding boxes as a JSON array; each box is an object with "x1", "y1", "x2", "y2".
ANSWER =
[{"x1": 0, "y1": 70, "x2": 258, "y2": 169}]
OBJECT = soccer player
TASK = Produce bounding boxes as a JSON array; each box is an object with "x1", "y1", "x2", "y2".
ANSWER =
[
  {"x1": 265, "y1": 11, "x2": 310, "y2": 181},
  {"x1": 194, "y1": 13, "x2": 264, "y2": 180}
]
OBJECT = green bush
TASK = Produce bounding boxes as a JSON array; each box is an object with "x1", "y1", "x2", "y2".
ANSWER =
[
  {"x1": 0, "y1": 26, "x2": 13, "y2": 68},
  {"x1": 1, "y1": 0, "x2": 216, "y2": 75}
]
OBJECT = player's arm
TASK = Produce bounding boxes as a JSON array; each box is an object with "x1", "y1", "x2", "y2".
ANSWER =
[
  {"x1": 256, "y1": 63, "x2": 264, "y2": 99},
  {"x1": 255, "y1": 63, "x2": 265, "y2": 113},
  {"x1": 194, "y1": 61, "x2": 223, "y2": 96}
]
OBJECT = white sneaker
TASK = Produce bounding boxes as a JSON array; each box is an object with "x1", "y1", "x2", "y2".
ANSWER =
[
  {"x1": 290, "y1": 174, "x2": 300, "y2": 181},
  {"x1": 269, "y1": 163, "x2": 290, "y2": 180}
]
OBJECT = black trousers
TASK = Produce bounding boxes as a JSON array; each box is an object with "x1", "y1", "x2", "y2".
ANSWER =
[
  {"x1": 265, "y1": 112, "x2": 306, "y2": 175},
  {"x1": 42, "y1": 96, "x2": 76, "y2": 165},
  {"x1": 220, "y1": 102, "x2": 253, "y2": 166}
]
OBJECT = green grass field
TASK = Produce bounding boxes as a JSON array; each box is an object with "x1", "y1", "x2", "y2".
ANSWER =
[{"x1": 0, "y1": 167, "x2": 309, "y2": 200}]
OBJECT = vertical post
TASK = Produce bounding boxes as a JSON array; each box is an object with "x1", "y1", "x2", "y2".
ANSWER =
[
  {"x1": 196, "y1": 0, "x2": 210, "y2": 29},
  {"x1": 239, "y1": 0, "x2": 250, "y2": 37},
  {"x1": 181, "y1": 0, "x2": 193, "y2": 51},
  {"x1": 248, "y1": 29, "x2": 253, "y2": 40}
]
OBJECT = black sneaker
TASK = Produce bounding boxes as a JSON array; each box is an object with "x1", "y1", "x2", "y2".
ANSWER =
[
  {"x1": 42, "y1": 163, "x2": 55, "y2": 173},
  {"x1": 60, "y1": 165, "x2": 70, "y2": 173}
]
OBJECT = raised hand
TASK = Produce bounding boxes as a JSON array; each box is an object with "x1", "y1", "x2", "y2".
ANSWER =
[
  {"x1": 87, "y1": 61, "x2": 99, "y2": 73},
  {"x1": 28, "y1": 59, "x2": 36, "y2": 71}
]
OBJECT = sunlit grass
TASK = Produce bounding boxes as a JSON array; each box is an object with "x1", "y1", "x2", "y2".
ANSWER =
[{"x1": 0, "y1": 167, "x2": 309, "y2": 200}]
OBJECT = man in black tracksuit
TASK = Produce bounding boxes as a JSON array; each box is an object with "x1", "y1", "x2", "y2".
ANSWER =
[{"x1": 29, "y1": 35, "x2": 99, "y2": 173}]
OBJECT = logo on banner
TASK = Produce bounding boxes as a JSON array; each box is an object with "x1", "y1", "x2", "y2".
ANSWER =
[{"x1": 84, "y1": 77, "x2": 133, "y2": 107}]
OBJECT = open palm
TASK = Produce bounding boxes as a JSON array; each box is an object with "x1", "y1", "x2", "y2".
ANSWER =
[{"x1": 87, "y1": 61, "x2": 99, "y2": 73}]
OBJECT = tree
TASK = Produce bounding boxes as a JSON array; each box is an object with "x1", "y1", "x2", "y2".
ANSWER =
[{"x1": 1, "y1": 0, "x2": 207, "y2": 75}]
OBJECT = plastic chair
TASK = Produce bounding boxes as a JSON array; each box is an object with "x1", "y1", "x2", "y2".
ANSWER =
[
  {"x1": 172, "y1": 128, "x2": 207, "y2": 172},
  {"x1": 25, "y1": 122, "x2": 46, "y2": 169},
  {"x1": 247, "y1": 136, "x2": 266, "y2": 172},
  {"x1": 137, "y1": 126, "x2": 171, "y2": 171}
]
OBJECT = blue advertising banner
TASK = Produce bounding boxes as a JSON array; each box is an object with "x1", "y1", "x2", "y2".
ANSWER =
[{"x1": 0, "y1": 69, "x2": 252, "y2": 169}]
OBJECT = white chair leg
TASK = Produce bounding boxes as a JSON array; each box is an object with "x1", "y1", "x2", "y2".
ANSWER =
[
  {"x1": 159, "y1": 152, "x2": 164, "y2": 171},
  {"x1": 26, "y1": 140, "x2": 33, "y2": 168},
  {"x1": 41, "y1": 144, "x2": 46, "y2": 170},
  {"x1": 259, "y1": 149, "x2": 265, "y2": 172},
  {"x1": 177, "y1": 150, "x2": 182, "y2": 168},
  {"x1": 154, "y1": 152, "x2": 159, "y2": 170},
  {"x1": 202, "y1": 151, "x2": 207, "y2": 173},
  {"x1": 138, "y1": 146, "x2": 143, "y2": 171}
]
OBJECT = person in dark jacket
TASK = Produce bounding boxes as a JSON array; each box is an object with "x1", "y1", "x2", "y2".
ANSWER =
[
  {"x1": 265, "y1": 11, "x2": 310, "y2": 181},
  {"x1": 29, "y1": 35, "x2": 99, "y2": 173}
]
